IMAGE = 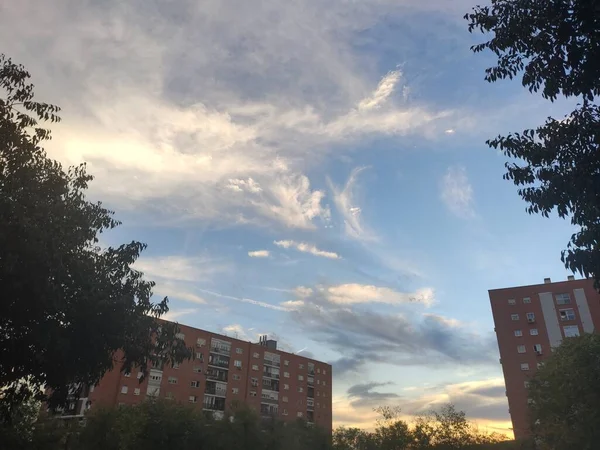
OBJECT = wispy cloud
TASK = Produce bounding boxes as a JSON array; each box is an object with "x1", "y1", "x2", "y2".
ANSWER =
[
  {"x1": 274, "y1": 240, "x2": 341, "y2": 260},
  {"x1": 134, "y1": 256, "x2": 230, "y2": 282},
  {"x1": 331, "y1": 167, "x2": 377, "y2": 241},
  {"x1": 248, "y1": 250, "x2": 270, "y2": 258},
  {"x1": 323, "y1": 284, "x2": 435, "y2": 306},
  {"x1": 163, "y1": 308, "x2": 199, "y2": 322},
  {"x1": 440, "y1": 165, "x2": 476, "y2": 219},
  {"x1": 358, "y1": 70, "x2": 402, "y2": 111},
  {"x1": 196, "y1": 288, "x2": 288, "y2": 311},
  {"x1": 0, "y1": 0, "x2": 456, "y2": 231}
]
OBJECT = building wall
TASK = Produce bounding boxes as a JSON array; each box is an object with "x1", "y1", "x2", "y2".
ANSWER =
[
  {"x1": 489, "y1": 277, "x2": 600, "y2": 440},
  {"x1": 87, "y1": 322, "x2": 332, "y2": 431}
]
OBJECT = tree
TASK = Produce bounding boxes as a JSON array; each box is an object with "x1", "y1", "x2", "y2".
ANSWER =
[
  {"x1": 527, "y1": 333, "x2": 600, "y2": 449},
  {"x1": 412, "y1": 404, "x2": 506, "y2": 450},
  {"x1": 0, "y1": 54, "x2": 191, "y2": 413},
  {"x1": 465, "y1": 1, "x2": 600, "y2": 284}
]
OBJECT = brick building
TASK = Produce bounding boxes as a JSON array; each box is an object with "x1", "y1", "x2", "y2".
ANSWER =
[
  {"x1": 77, "y1": 322, "x2": 332, "y2": 430},
  {"x1": 489, "y1": 276, "x2": 600, "y2": 439}
]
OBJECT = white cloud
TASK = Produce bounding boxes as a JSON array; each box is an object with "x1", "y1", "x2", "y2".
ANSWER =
[
  {"x1": 274, "y1": 240, "x2": 341, "y2": 259},
  {"x1": 331, "y1": 167, "x2": 377, "y2": 241},
  {"x1": 321, "y1": 284, "x2": 435, "y2": 307},
  {"x1": 440, "y1": 166, "x2": 476, "y2": 219},
  {"x1": 0, "y1": 0, "x2": 455, "y2": 231},
  {"x1": 248, "y1": 250, "x2": 270, "y2": 258}
]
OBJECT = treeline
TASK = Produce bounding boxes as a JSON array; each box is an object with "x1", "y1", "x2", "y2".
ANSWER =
[{"x1": 1, "y1": 399, "x2": 526, "y2": 450}]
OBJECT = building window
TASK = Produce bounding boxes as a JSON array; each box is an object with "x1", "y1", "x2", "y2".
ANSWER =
[
  {"x1": 196, "y1": 352, "x2": 204, "y2": 361},
  {"x1": 556, "y1": 293, "x2": 571, "y2": 305},
  {"x1": 511, "y1": 314, "x2": 519, "y2": 321},
  {"x1": 520, "y1": 363, "x2": 530, "y2": 371},
  {"x1": 189, "y1": 396, "x2": 197, "y2": 403},
  {"x1": 232, "y1": 388, "x2": 239, "y2": 394},
  {"x1": 134, "y1": 388, "x2": 140, "y2": 396},
  {"x1": 196, "y1": 338, "x2": 206, "y2": 347},
  {"x1": 299, "y1": 364, "x2": 304, "y2": 369},
  {"x1": 282, "y1": 409, "x2": 288, "y2": 416},
  {"x1": 526, "y1": 312, "x2": 535, "y2": 323},
  {"x1": 514, "y1": 330, "x2": 523, "y2": 337},
  {"x1": 282, "y1": 396, "x2": 288, "y2": 402},
  {"x1": 137, "y1": 371, "x2": 143, "y2": 379},
  {"x1": 253, "y1": 352, "x2": 260, "y2": 358},
  {"x1": 251, "y1": 377, "x2": 258, "y2": 387},
  {"x1": 317, "y1": 368, "x2": 320, "y2": 374},
  {"x1": 284, "y1": 384, "x2": 289, "y2": 390},
  {"x1": 121, "y1": 386, "x2": 128, "y2": 394},
  {"x1": 168, "y1": 377, "x2": 178, "y2": 384},
  {"x1": 236, "y1": 348, "x2": 243, "y2": 354},
  {"x1": 234, "y1": 360, "x2": 242, "y2": 368},
  {"x1": 252, "y1": 364, "x2": 259, "y2": 371},
  {"x1": 284, "y1": 372, "x2": 290, "y2": 378},
  {"x1": 298, "y1": 375, "x2": 304, "y2": 381},
  {"x1": 193, "y1": 366, "x2": 203, "y2": 373},
  {"x1": 524, "y1": 381, "x2": 530, "y2": 388},
  {"x1": 533, "y1": 344, "x2": 543, "y2": 354},
  {"x1": 530, "y1": 328, "x2": 538, "y2": 336},
  {"x1": 323, "y1": 370, "x2": 326, "y2": 375},
  {"x1": 523, "y1": 297, "x2": 531, "y2": 304},
  {"x1": 191, "y1": 381, "x2": 200, "y2": 388},
  {"x1": 517, "y1": 345, "x2": 526, "y2": 354},
  {"x1": 284, "y1": 360, "x2": 289, "y2": 366},
  {"x1": 560, "y1": 309, "x2": 576, "y2": 321},
  {"x1": 124, "y1": 371, "x2": 131, "y2": 378},
  {"x1": 176, "y1": 332, "x2": 185, "y2": 340},
  {"x1": 564, "y1": 325, "x2": 580, "y2": 337},
  {"x1": 250, "y1": 391, "x2": 257, "y2": 397},
  {"x1": 297, "y1": 412, "x2": 303, "y2": 418},
  {"x1": 298, "y1": 387, "x2": 304, "y2": 393},
  {"x1": 508, "y1": 298, "x2": 516, "y2": 305}
]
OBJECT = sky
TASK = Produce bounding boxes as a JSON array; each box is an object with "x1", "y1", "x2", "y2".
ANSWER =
[{"x1": 1, "y1": 0, "x2": 579, "y2": 438}]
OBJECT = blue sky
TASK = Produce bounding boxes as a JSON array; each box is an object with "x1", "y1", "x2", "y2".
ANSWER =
[{"x1": 2, "y1": 0, "x2": 577, "y2": 436}]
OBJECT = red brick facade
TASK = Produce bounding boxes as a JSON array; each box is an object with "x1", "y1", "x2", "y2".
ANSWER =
[
  {"x1": 86, "y1": 322, "x2": 332, "y2": 431},
  {"x1": 489, "y1": 277, "x2": 600, "y2": 439}
]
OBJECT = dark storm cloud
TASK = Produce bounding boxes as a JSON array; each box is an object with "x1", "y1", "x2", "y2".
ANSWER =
[
  {"x1": 347, "y1": 382, "x2": 401, "y2": 408},
  {"x1": 291, "y1": 300, "x2": 498, "y2": 374}
]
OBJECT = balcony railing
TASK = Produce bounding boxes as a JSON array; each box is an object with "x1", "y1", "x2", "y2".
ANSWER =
[
  {"x1": 208, "y1": 358, "x2": 230, "y2": 369},
  {"x1": 263, "y1": 371, "x2": 280, "y2": 379},
  {"x1": 210, "y1": 345, "x2": 231, "y2": 356}
]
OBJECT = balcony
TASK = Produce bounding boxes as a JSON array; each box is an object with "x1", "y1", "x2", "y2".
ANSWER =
[
  {"x1": 210, "y1": 345, "x2": 231, "y2": 356},
  {"x1": 208, "y1": 355, "x2": 230, "y2": 369},
  {"x1": 205, "y1": 368, "x2": 228, "y2": 382},
  {"x1": 263, "y1": 371, "x2": 280, "y2": 380},
  {"x1": 205, "y1": 381, "x2": 227, "y2": 397},
  {"x1": 203, "y1": 396, "x2": 226, "y2": 411},
  {"x1": 264, "y1": 359, "x2": 280, "y2": 368}
]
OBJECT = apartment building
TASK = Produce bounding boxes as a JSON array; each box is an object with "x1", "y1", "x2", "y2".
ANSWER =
[
  {"x1": 79, "y1": 322, "x2": 332, "y2": 430},
  {"x1": 489, "y1": 276, "x2": 600, "y2": 439}
]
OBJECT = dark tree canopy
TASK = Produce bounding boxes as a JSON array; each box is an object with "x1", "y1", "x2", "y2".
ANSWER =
[
  {"x1": 0, "y1": 54, "x2": 191, "y2": 412},
  {"x1": 527, "y1": 333, "x2": 600, "y2": 450},
  {"x1": 465, "y1": 1, "x2": 600, "y2": 285}
]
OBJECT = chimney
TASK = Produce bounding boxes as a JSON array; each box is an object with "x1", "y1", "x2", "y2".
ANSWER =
[
  {"x1": 568, "y1": 275, "x2": 575, "y2": 281},
  {"x1": 544, "y1": 277, "x2": 551, "y2": 284}
]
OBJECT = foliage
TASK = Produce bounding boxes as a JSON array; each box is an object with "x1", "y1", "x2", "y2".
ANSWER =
[
  {"x1": 413, "y1": 404, "x2": 506, "y2": 450},
  {"x1": 332, "y1": 404, "x2": 506, "y2": 450},
  {"x1": 75, "y1": 400, "x2": 331, "y2": 450},
  {"x1": 527, "y1": 333, "x2": 600, "y2": 450},
  {"x1": 465, "y1": 1, "x2": 600, "y2": 284},
  {"x1": 0, "y1": 53, "x2": 191, "y2": 413}
]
